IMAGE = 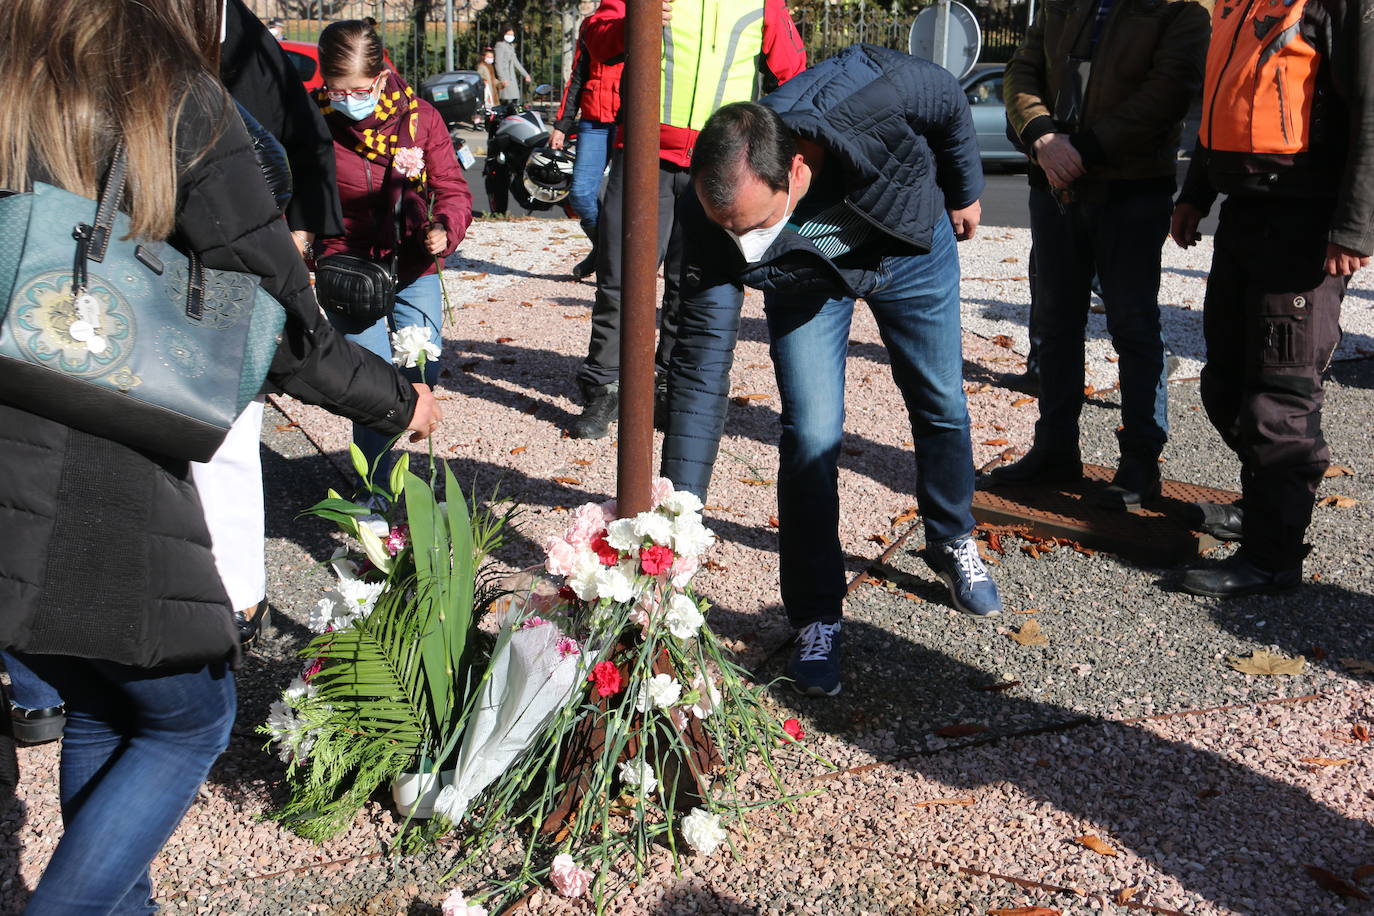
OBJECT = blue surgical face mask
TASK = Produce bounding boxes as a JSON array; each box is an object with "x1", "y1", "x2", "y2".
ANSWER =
[{"x1": 335, "y1": 90, "x2": 379, "y2": 121}]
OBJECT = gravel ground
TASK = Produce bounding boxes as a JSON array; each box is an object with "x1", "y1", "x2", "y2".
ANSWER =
[{"x1": 4, "y1": 218, "x2": 1372, "y2": 915}]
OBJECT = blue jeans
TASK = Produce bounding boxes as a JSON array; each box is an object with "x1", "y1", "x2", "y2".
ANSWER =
[
  {"x1": 569, "y1": 119, "x2": 615, "y2": 231},
  {"x1": 327, "y1": 273, "x2": 442, "y2": 489},
  {"x1": 1028, "y1": 186, "x2": 1171, "y2": 459},
  {"x1": 15, "y1": 654, "x2": 235, "y2": 915},
  {"x1": 3, "y1": 650, "x2": 63, "y2": 710},
  {"x1": 764, "y1": 219, "x2": 975, "y2": 627}
]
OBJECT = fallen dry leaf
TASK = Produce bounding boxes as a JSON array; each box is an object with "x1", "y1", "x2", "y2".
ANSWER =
[
  {"x1": 495, "y1": 336, "x2": 515, "y2": 343},
  {"x1": 1011, "y1": 396, "x2": 1036, "y2": 407},
  {"x1": 1075, "y1": 835, "x2": 1119, "y2": 857},
  {"x1": 867, "y1": 533, "x2": 892, "y2": 546},
  {"x1": 1324, "y1": 464, "x2": 1355, "y2": 478},
  {"x1": 738, "y1": 478, "x2": 773, "y2": 487},
  {"x1": 983, "y1": 438, "x2": 1010, "y2": 446},
  {"x1": 273, "y1": 422, "x2": 299, "y2": 431},
  {"x1": 1083, "y1": 385, "x2": 1097, "y2": 397},
  {"x1": 730, "y1": 393, "x2": 771, "y2": 405},
  {"x1": 973, "y1": 680, "x2": 1022, "y2": 692},
  {"x1": 571, "y1": 459, "x2": 593, "y2": 467},
  {"x1": 935, "y1": 723, "x2": 988, "y2": 738},
  {"x1": 768, "y1": 516, "x2": 779, "y2": 528},
  {"x1": 1299, "y1": 757, "x2": 1353, "y2": 767},
  {"x1": 1011, "y1": 619, "x2": 1049, "y2": 646},
  {"x1": 1228, "y1": 649, "x2": 1306, "y2": 676},
  {"x1": 1353, "y1": 724, "x2": 1370, "y2": 742},
  {"x1": 509, "y1": 446, "x2": 527, "y2": 455},
  {"x1": 892, "y1": 507, "x2": 920, "y2": 527},
  {"x1": 1015, "y1": 608, "x2": 1040, "y2": 615},
  {"x1": 987, "y1": 907, "x2": 1060, "y2": 916},
  {"x1": 914, "y1": 796, "x2": 976, "y2": 807},
  {"x1": 551, "y1": 476, "x2": 582, "y2": 485},
  {"x1": 1340, "y1": 657, "x2": 1374, "y2": 675},
  {"x1": 991, "y1": 334, "x2": 1014, "y2": 348},
  {"x1": 1115, "y1": 887, "x2": 1140, "y2": 905},
  {"x1": 1353, "y1": 864, "x2": 1374, "y2": 883},
  {"x1": 1305, "y1": 865, "x2": 1371, "y2": 900},
  {"x1": 1318, "y1": 494, "x2": 1359, "y2": 508}
]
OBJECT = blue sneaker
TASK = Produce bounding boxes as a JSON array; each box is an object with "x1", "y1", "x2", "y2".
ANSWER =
[
  {"x1": 921, "y1": 537, "x2": 1003, "y2": 616},
  {"x1": 787, "y1": 621, "x2": 843, "y2": 697}
]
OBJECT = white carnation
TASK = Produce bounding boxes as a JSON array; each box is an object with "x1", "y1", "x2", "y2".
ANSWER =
[
  {"x1": 634, "y1": 673, "x2": 682, "y2": 713},
  {"x1": 604, "y1": 517, "x2": 640, "y2": 551},
  {"x1": 689, "y1": 674, "x2": 721, "y2": 720},
  {"x1": 391, "y1": 325, "x2": 441, "y2": 369},
  {"x1": 664, "y1": 594, "x2": 705, "y2": 640},
  {"x1": 631, "y1": 511, "x2": 674, "y2": 546},
  {"x1": 680, "y1": 807, "x2": 727, "y2": 855},
  {"x1": 282, "y1": 676, "x2": 315, "y2": 703},
  {"x1": 593, "y1": 565, "x2": 634, "y2": 603},
  {"x1": 307, "y1": 597, "x2": 339, "y2": 633},
  {"x1": 670, "y1": 517, "x2": 715, "y2": 557},
  {"x1": 617, "y1": 758, "x2": 658, "y2": 796},
  {"x1": 568, "y1": 551, "x2": 603, "y2": 602},
  {"x1": 660, "y1": 490, "x2": 704, "y2": 517}
]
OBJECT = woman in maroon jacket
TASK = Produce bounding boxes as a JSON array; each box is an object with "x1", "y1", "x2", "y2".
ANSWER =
[{"x1": 314, "y1": 19, "x2": 472, "y2": 490}]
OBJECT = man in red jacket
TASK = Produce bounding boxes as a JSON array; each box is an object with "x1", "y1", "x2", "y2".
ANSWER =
[{"x1": 566, "y1": 0, "x2": 806, "y2": 439}]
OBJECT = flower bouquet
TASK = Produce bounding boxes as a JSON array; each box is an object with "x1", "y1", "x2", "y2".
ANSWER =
[
  {"x1": 261, "y1": 448, "x2": 514, "y2": 840},
  {"x1": 434, "y1": 479, "x2": 821, "y2": 906}
]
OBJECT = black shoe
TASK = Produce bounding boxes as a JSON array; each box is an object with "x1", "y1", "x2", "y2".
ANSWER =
[
  {"x1": 571, "y1": 250, "x2": 597, "y2": 280},
  {"x1": 568, "y1": 383, "x2": 618, "y2": 439},
  {"x1": 1188, "y1": 502, "x2": 1243, "y2": 541},
  {"x1": 1009, "y1": 368, "x2": 1041, "y2": 396},
  {"x1": 1181, "y1": 552, "x2": 1301, "y2": 598},
  {"x1": 983, "y1": 445, "x2": 1082, "y2": 487},
  {"x1": 1096, "y1": 454, "x2": 1162, "y2": 511},
  {"x1": 9, "y1": 703, "x2": 65, "y2": 745},
  {"x1": 235, "y1": 599, "x2": 271, "y2": 648}
]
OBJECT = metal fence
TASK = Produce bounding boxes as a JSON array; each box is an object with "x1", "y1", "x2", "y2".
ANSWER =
[{"x1": 254, "y1": 1, "x2": 1030, "y2": 100}]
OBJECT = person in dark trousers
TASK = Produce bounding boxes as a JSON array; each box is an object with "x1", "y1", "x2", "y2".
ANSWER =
[
  {"x1": 1171, "y1": 0, "x2": 1373, "y2": 597},
  {"x1": 662, "y1": 45, "x2": 999, "y2": 699},
  {"x1": 990, "y1": 0, "x2": 1210, "y2": 510},
  {"x1": 565, "y1": 0, "x2": 807, "y2": 440},
  {"x1": 549, "y1": 24, "x2": 623, "y2": 280}
]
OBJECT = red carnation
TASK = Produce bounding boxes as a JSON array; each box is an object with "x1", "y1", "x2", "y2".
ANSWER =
[
  {"x1": 587, "y1": 661, "x2": 624, "y2": 698},
  {"x1": 639, "y1": 544, "x2": 675, "y2": 576},
  {"x1": 590, "y1": 534, "x2": 620, "y2": 567},
  {"x1": 558, "y1": 585, "x2": 578, "y2": 603},
  {"x1": 782, "y1": 718, "x2": 805, "y2": 742}
]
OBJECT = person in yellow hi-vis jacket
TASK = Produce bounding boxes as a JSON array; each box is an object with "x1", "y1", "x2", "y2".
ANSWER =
[
  {"x1": 565, "y1": 0, "x2": 806, "y2": 439},
  {"x1": 1171, "y1": 0, "x2": 1373, "y2": 597}
]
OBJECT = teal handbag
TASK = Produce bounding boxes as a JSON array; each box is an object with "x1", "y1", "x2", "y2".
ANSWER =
[{"x1": 0, "y1": 144, "x2": 285, "y2": 462}]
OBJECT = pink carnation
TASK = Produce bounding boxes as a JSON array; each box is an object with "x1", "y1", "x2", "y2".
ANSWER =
[
  {"x1": 384, "y1": 524, "x2": 410, "y2": 556},
  {"x1": 670, "y1": 553, "x2": 700, "y2": 589},
  {"x1": 440, "y1": 887, "x2": 487, "y2": 916},
  {"x1": 521, "y1": 616, "x2": 548, "y2": 630},
  {"x1": 549, "y1": 853, "x2": 593, "y2": 898},
  {"x1": 650, "y1": 476, "x2": 675, "y2": 508},
  {"x1": 566, "y1": 502, "x2": 608, "y2": 547},
  {"x1": 543, "y1": 536, "x2": 579, "y2": 577},
  {"x1": 393, "y1": 145, "x2": 425, "y2": 179},
  {"x1": 555, "y1": 635, "x2": 580, "y2": 658}
]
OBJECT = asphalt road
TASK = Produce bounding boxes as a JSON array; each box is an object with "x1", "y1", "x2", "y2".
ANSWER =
[{"x1": 463, "y1": 150, "x2": 1220, "y2": 236}]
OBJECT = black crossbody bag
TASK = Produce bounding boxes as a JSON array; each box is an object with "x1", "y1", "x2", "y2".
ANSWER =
[{"x1": 315, "y1": 163, "x2": 404, "y2": 323}]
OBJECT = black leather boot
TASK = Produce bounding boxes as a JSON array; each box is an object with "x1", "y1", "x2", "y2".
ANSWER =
[
  {"x1": 983, "y1": 444, "x2": 1082, "y2": 487},
  {"x1": 1181, "y1": 551, "x2": 1302, "y2": 598},
  {"x1": 568, "y1": 383, "x2": 619, "y2": 439},
  {"x1": 1188, "y1": 502, "x2": 1244, "y2": 541},
  {"x1": 1097, "y1": 452, "x2": 1162, "y2": 511}
]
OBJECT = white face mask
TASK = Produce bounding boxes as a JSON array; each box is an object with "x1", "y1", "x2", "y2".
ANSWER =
[
  {"x1": 484, "y1": 55, "x2": 494, "y2": 64},
  {"x1": 726, "y1": 181, "x2": 794, "y2": 263},
  {"x1": 504, "y1": 33, "x2": 516, "y2": 43}
]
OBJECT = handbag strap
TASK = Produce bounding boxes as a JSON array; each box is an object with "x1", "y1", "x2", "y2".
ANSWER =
[{"x1": 71, "y1": 142, "x2": 130, "y2": 294}]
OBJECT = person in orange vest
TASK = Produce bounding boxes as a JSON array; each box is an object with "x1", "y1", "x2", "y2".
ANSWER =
[{"x1": 1171, "y1": 0, "x2": 1372, "y2": 597}]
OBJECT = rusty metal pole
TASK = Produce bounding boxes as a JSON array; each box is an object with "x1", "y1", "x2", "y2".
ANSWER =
[{"x1": 615, "y1": 0, "x2": 662, "y2": 518}]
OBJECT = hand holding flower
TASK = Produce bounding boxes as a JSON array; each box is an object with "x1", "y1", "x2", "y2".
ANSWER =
[{"x1": 425, "y1": 224, "x2": 448, "y2": 256}]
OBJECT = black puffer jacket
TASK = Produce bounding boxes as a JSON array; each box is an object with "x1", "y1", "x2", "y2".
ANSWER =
[{"x1": 0, "y1": 80, "x2": 418, "y2": 668}]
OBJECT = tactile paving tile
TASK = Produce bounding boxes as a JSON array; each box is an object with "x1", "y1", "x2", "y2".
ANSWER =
[{"x1": 972, "y1": 464, "x2": 1240, "y2": 565}]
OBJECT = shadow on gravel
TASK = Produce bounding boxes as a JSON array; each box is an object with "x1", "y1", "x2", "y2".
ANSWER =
[
  {"x1": 651, "y1": 883, "x2": 763, "y2": 914},
  {"x1": 0, "y1": 795, "x2": 32, "y2": 911},
  {"x1": 446, "y1": 255, "x2": 569, "y2": 285},
  {"x1": 767, "y1": 614, "x2": 1374, "y2": 915}
]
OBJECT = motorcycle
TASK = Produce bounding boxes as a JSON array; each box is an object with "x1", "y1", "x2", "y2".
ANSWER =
[{"x1": 482, "y1": 102, "x2": 567, "y2": 215}]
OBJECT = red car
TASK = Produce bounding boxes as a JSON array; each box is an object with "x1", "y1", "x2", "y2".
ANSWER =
[{"x1": 279, "y1": 40, "x2": 396, "y2": 93}]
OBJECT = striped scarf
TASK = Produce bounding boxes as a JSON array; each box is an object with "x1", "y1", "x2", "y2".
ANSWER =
[{"x1": 318, "y1": 70, "x2": 428, "y2": 185}]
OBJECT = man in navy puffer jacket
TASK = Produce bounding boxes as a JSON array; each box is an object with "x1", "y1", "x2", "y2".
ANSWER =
[{"x1": 661, "y1": 44, "x2": 999, "y2": 698}]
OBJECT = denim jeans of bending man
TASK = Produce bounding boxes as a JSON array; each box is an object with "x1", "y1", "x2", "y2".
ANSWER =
[
  {"x1": 1027, "y1": 186, "x2": 1171, "y2": 459},
  {"x1": 568, "y1": 119, "x2": 615, "y2": 233},
  {"x1": 765, "y1": 219, "x2": 975, "y2": 628},
  {"x1": 16, "y1": 653, "x2": 235, "y2": 916},
  {"x1": 327, "y1": 272, "x2": 442, "y2": 490},
  {"x1": 3, "y1": 650, "x2": 63, "y2": 712}
]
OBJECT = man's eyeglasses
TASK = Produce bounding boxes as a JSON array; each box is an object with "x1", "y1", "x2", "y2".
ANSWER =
[{"x1": 325, "y1": 76, "x2": 381, "y2": 102}]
